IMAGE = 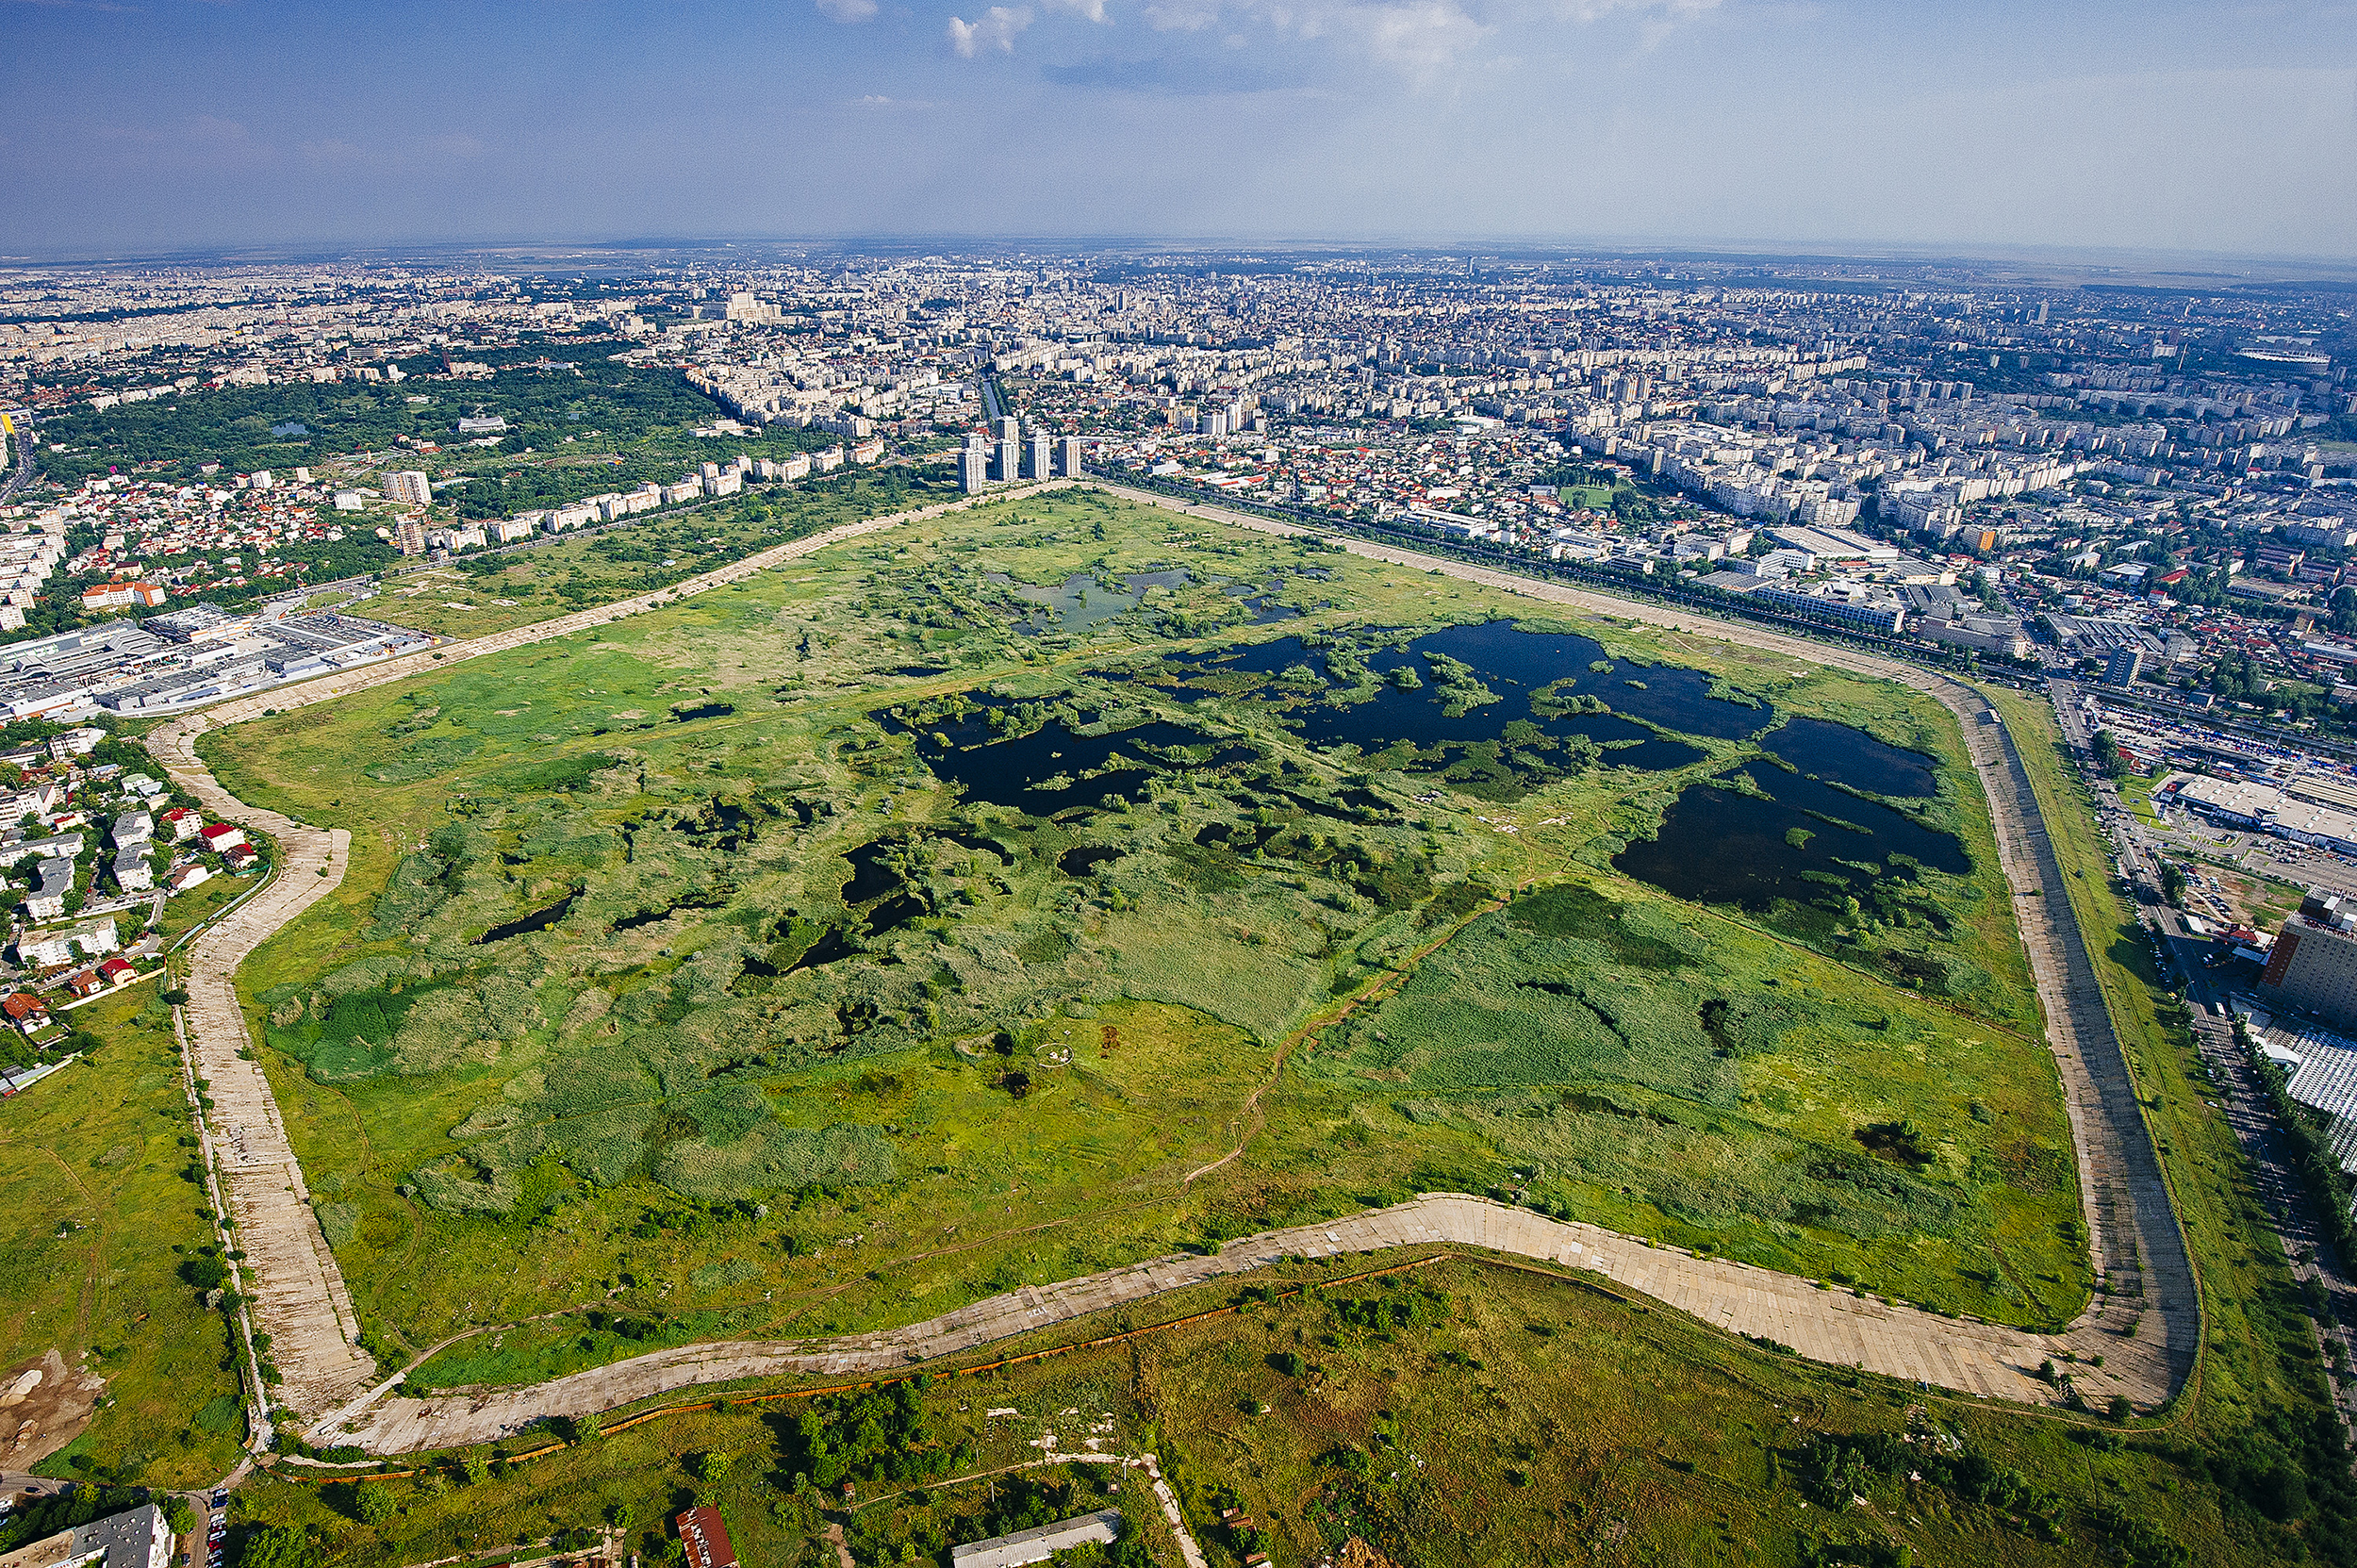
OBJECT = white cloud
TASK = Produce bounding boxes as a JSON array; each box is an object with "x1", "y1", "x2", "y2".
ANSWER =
[
  {"x1": 1041, "y1": 0, "x2": 1113, "y2": 20},
  {"x1": 816, "y1": 0, "x2": 881, "y2": 19},
  {"x1": 1341, "y1": 0, "x2": 1489, "y2": 70},
  {"x1": 1148, "y1": 0, "x2": 1716, "y2": 62},
  {"x1": 1145, "y1": 0, "x2": 1220, "y2": 26},
  {"x1": 948, "y1": 5, "x2": 1032, "y2": 53}
]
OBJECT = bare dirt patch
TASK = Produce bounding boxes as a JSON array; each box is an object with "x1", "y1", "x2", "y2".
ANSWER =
[{"x1": 0, "y1": 1349, "x2": 106, "y2": 1468}]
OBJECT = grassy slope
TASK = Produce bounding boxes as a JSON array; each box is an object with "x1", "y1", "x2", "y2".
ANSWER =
[
  {"x1": 229, "y1": 1252, "x2": 2277, "y2": 1568},
  {"x1": 1981, "y1": 684, "x2": 2346, "y2": 1559},
  {"x1": 0, "y1": 984, "x2": 249, "y2": 1486}
]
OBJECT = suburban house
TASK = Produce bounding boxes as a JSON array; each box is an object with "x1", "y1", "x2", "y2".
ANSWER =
[
  {"x1": 198, "y1": 823, "x2": 246, "y2": 855},
  {"x1": 160, "y1": 806, "x2": 201, "y2": 842}
]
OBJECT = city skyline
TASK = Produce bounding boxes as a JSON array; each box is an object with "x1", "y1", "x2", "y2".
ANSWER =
[{"x1": 1, "y1": 0, "x2": 2352, "y2": 259}]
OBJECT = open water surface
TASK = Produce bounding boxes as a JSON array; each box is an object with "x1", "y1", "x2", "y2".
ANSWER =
[
  {"x1": 1763, "y1": 717, "x2": 1937, "y2": 799},
  {"x1": 1616, "y1": 762, "x2": 1966, "y2": 910}
]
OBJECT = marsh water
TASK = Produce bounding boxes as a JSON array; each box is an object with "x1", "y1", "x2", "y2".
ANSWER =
[
  {"x1": 1135, "y1": 621, "x2": 1773, "y2": 776},
  {"x1": 881, "y1": 619, "x2": 1961, "y2": 914},
  {"x1": 1763, "y1": 716, "x2": 1937, "y2": 799},
  {"x1": 988, "y1": 569, "x2": 1192, "y2": 634},
  {"x1": 1616, "y1": 718, "x2": 1965, "y2": 909}
]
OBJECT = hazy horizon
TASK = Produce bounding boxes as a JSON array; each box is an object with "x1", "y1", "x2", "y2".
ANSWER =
[{"x1": 3, "y1": 0, "x2": 2353, "y2": 262}]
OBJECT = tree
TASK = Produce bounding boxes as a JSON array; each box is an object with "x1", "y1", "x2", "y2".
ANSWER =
[
  {"x1": 238, "y1": 1526, "x2": 316, "y2": 1568},
  {"x1": 160, "y1": 1498, "x2": 196, "y2": 1536},
  {"x1": 351, "y1": 1480, "x2": 395, "y2": 1527},
  {"x1": 689, "y1": 1450, "x2": 731, "y2": 1486},
  {"x1": 459, "y1": 1453, "x2": 489, "y2": 1487}
]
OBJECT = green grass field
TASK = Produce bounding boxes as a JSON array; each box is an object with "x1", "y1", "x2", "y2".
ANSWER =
[
  {"x1": 0, "y1": 984, "x2": 250, "y2": 1487},
  {"x1": 14, "y1": 493, "x2": 2357, "y2": 1567}
]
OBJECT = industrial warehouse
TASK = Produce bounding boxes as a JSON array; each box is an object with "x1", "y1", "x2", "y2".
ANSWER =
[{"x1": 0, "y1": 601, "x2": 433, "y2": 719}]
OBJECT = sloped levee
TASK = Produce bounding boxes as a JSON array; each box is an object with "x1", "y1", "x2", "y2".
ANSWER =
[{"x1": 321, "y1": 1191, "x2": 2156, "y2": 1456}]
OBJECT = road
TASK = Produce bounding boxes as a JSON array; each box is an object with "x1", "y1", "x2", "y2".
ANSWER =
[
  {"x1": 2052, "y1": 676, "x2": 2357, "y2": 1438},
  {"x1": 0, "y1": 410, "x2": 35, "y2": 508},
  {"x1": 152, "y1": 475, "x2": 2201, "y2": 1458}
]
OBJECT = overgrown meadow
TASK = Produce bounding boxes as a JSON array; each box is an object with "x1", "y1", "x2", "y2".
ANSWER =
[{"x1": 196, "y1": 489, "x2": 2081, "y2": 1390}]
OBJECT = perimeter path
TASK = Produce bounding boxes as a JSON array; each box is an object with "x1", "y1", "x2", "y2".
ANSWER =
[
  {"x1": 152, "y1": 475, "x2": 2196, "y2": 1447},
  {"x1": 338, "y1": 1192, "x2": 2098, "y2": 1454},
  {"x1": 144, "y1": 484, "x2": 1074, "y2": 1420}
]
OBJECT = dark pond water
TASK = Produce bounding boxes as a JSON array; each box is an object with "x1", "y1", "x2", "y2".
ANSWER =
[
  {"x1": 477, "y1": 892, "x2": 576, "y2": 944},
  {"x1": 1764, "y1": 717, "x2": 1937, "y2": 800},
  {"x1": 612, "y1": 894, "x2": 724, "y2": 933},
  {"x1": 1614, "y1": 765, "x2": 1967, "y2": 910},
  {"x1": 783, "y1": 926, "x2": 859, "y2": 974},
  {"x1": 671, "y1": 701, "x2": 735, "y2": 722},
  {"x1": 864, "y1": 891, "x2": 928, "y2": 934},
  {"x1": 989, "y1": 569, "x2": 1191, "y2": 634},
  {"x1": 841, "y1": 839, "x2": 904, "y2": 903},
  {"x1": 911, "y1": 716, "x2": 1230, "y2": 817},
  {"x1": 1059, "y1": 846, "x2": 1125, "y2": 876},
  {"x1": 1130, "y1": 622, "x2": 1766, "y2": 782},
  {"x1": 1224, "y1": 583, "x2": 1302, "y2": 624}
]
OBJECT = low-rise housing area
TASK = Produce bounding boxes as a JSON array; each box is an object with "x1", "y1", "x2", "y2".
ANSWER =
[{"x1": 0, "y1": 720, "x2": 269, "y2": 1085}]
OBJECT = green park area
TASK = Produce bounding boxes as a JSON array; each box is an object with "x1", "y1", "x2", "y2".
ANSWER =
[
  {"x1": 182, "y1": 486, "x2": 2080, "y2": 1393},
  {"x1": 33, "y1": 343, "x2": 855, "y2": 501}
]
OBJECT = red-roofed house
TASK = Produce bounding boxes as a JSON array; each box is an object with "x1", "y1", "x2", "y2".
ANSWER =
[
  {"x1": 199, "y1": 823, "x2": 246, "y2": 853},
  {"x1": 4, "y1": 993, "x2": 50, "y2": 1031},
  {"x1": 674, "y1": 1510, "x2": 736, "y2": 1568},
  {"x1": 160, "y1": 807, "x2": 202, "y2": 843}
]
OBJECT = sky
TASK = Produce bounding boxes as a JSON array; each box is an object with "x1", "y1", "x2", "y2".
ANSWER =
[{"x1": 2, "y1": 0, "x2": 2353, "y2": 261}]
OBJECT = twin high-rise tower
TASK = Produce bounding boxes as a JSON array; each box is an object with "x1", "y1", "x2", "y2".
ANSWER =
[{"x1": 962, "y1": 427, "x2": 1084, "y2": 494}]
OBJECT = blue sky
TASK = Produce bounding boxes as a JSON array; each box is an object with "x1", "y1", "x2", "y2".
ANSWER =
[{"x1": 2, "y1": 0, "x2": 2352, "y2": 259}]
